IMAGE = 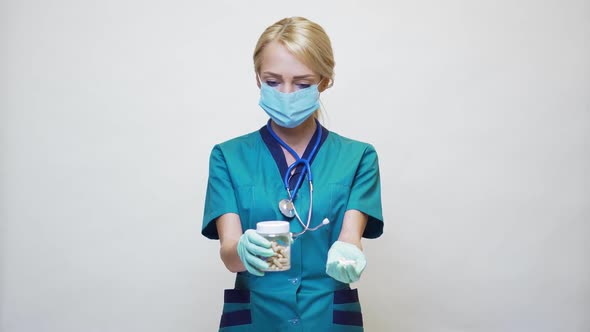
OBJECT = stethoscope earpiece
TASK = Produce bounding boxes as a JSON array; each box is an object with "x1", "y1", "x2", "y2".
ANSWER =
[{"x1": 292, "y1": 218, "x2": 330, "y2": 238}]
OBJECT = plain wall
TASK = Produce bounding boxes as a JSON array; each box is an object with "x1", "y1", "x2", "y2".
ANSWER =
[{"x1": 1, "y1": 0, "x2": 589, "y2": 331}]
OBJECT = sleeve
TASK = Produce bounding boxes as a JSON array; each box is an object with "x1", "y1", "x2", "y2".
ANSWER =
[
  {"x1": 201, "y1": 145, "x2": 239, "y2": 240},
  {"x1": 346, "y1": 144, "x2": 384, "y2": 239}
]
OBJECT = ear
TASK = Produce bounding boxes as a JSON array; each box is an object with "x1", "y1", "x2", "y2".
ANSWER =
[
  {"x1": 256, "y1": 74, "x2": 261, "y2": 89},
  {"x1": 318, "y1": 78, "x2": 330, "y2": 92}
]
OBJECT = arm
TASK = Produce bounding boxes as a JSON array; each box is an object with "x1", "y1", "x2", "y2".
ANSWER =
[
  {"x1": 216, "y1": 213, "x2": 246, "y2": 273},
  {"x1": 338, "y1": 209, "x2": 368, "y2": 250}
]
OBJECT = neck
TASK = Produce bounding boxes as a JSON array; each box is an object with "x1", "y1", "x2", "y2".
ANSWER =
[{"x1": 270, "y1": 117, "x2": 317, "y2": 150}]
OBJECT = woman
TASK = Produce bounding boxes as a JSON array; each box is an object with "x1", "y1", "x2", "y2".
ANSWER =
[{"x1": 202, "y1": 16, "x2": 384, "y2": 331}]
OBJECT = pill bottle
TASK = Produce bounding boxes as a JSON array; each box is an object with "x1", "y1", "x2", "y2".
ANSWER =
[{"x1": 256, "y1": 221, "x2": 291, "y2": 272}]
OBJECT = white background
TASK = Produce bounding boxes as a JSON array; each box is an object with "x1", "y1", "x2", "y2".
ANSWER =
[{"x1": 1, "y1": 0, "x2": 589, "y2": 331}]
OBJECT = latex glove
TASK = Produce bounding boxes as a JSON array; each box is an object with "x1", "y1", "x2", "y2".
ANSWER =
[
  {"x1": 237, "y1": 229, "x2": 275, "y2": 276},
  {"x1": 326, "y1": 241, "x2": 367, "y2": 283}
]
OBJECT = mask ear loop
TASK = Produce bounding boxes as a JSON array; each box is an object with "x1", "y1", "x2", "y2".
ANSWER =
[{"x1": 315, "y1": 77, "x2": 328, "y2": 123}]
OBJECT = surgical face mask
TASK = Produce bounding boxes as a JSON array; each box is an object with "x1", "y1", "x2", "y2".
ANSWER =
[{"x1": 258, "y1": 80, "x2": 321, "y2": 128}]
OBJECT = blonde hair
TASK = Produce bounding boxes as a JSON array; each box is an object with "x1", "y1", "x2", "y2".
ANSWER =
[{"x1": 253, "y1": 17, "x2": 335, "y2": 91}]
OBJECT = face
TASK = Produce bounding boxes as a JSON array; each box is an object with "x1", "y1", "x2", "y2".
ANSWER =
[{"x1": 258, "y1": 42, "x2": 321, "y2": 94}]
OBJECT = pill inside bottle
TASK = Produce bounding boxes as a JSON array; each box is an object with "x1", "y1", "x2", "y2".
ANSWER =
[{"x1": 256, "y1": 221, "x2": 291, "y2": 272}]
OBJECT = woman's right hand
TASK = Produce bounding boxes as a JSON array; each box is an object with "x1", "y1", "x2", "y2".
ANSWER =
[{"x1": 237, "y1": 230, "x2": 275, "y2": 276}]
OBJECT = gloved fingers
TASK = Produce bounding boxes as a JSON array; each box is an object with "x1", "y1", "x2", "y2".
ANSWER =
[
  {"x1": 334, "y1": 263, "x2": 355, "y2": 284},
  {"x1": 343, "y1": 263, "x2": 360, "y2": 283},
  {"x1": 236, "y1": 241, "x2": 248, "y2": 261},
  {"x1": 240, "y1": 249, "x2": 268, "y2": 276},
  {"x1": 325, "y1": 241, "x2": 369, "y2": 283},
  {"x1": 326, "y1": 260, "x2": 337, "y2": 273},
  {"x1": 243, "y1": 258, "x2": 265, "y2": 277},
  {"x1": 238, "y1": 230, "x2": 271, "y2": 276},
  {"x1": 245, "y1": 241, "x2": 275, "y2": 257},
  {"x1": 244, "y1": 230, "x2": 272, "y2": 248},
  {"x1": 336, "y1": 263, "x2": 350, "y2": 283},
  {"x1": 326, "y1": 260, "x2": 351, "y2": 283},
  {"x1": 325, "y1": 261, "x2": 340, "y2": 282},
  {"x1": 332, "y1": 261, "x2": 354, "y2": 284},
  {"x1": 245, "y1": 255, "x2": 269, "y2": 272}
]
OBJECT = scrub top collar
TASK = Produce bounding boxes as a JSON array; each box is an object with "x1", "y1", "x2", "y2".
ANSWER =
[{"x1": 259, "y1": 120, "x2": 330, "y2": 190}]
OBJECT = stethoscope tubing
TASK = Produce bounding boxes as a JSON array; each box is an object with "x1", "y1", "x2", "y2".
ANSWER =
[
  {"x1": 266, "y1": 119, "x2": 324, "y2": 237},
  {"x1": 266, "y1": 119, "x2": 322, "y2": 201}
]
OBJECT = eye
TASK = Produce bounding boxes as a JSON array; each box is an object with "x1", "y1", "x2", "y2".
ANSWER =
[
  {"x1": 265, "y1": 80, "x2": 279, "y2": 87},
  {"x1": 296, "y1": 83, "x2": 311, "y2": 89}
]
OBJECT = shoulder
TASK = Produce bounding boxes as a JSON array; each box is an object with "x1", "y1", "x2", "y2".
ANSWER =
[
  {"x1": 326, "y1": 131, "x2": 378, "y2": 155},
  {"x1": 211, "y1": 130, "x2": 261, "y2": 154}
]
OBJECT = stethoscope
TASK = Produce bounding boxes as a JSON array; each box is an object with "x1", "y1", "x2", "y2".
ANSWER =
[{"x1": 266, "y1": 119, "x2": 330, "y2": 237}]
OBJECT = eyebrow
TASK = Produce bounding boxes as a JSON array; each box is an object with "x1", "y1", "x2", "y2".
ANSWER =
[{"x1": 263, "y1": 72, "x2": 316, "y2": 80}]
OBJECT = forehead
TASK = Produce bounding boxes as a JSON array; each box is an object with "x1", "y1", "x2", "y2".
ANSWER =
[{"x1": 259, "y1": 42, "x2": 315, "y2": 77}]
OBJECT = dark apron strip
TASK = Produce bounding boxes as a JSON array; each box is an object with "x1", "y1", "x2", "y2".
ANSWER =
[
  {"x1": 333, "y1": 310, "x2": 363, "y2": 326},
  {"x1": 224, "y1": 289, "x2": 250, "y2": 303},
  {"x1": 333, "y1": 288, "x2": 359, "y2": 304},
  {"x1": 220, "y1": 309, "x2": 252, "y2": 328}
]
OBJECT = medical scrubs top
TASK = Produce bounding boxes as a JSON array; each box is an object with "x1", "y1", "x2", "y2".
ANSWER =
[{"x1": 202, "y1": 123, "x2": 384, "y2": 331}]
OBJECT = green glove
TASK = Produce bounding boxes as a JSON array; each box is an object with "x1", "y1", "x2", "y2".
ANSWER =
[
  {"x1": 326, "y1": 241, "x2": 367, "y2": 283},
  {"x1": 237, "y1": 229, "x2": 275, "y2": 276}
]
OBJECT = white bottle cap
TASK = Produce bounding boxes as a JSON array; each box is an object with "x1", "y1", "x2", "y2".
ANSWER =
[{"x1": 256, "y1": 221, "x2": 290, "y2": 234}]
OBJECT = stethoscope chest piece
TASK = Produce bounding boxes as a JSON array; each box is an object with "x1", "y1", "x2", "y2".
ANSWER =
[{"x1": 278, "y1": 198, "x2": 295, "y2": 218}]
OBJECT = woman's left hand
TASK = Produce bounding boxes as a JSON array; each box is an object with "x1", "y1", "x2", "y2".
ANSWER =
[{"x1": 325, "y1": 240, "x2": 367, "y2": 283}]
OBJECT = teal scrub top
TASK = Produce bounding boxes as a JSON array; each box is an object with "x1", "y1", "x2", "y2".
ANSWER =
[{"x1": 202, "y1": 124, "x2": 384, "y2": 331}]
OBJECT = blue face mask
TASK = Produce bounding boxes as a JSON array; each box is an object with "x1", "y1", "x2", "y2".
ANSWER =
[{"x1": 258, "y1": 81, "x2": 321, "y2": 128}]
